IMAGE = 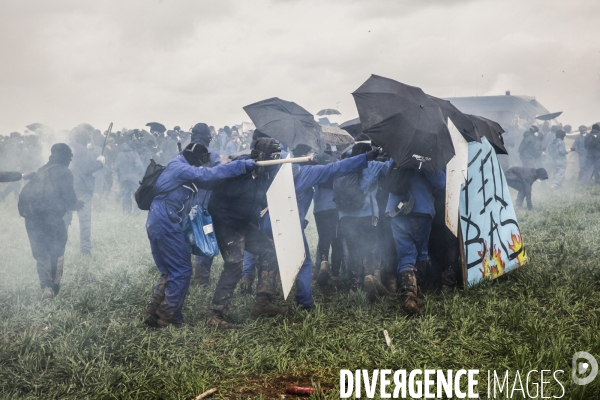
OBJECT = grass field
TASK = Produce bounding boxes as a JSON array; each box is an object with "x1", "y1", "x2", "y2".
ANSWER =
[{"x1": 0, "y1": 182, "x2": 599, "y2": 399}]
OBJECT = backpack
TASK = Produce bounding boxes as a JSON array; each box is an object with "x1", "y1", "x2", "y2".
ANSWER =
[
  {"x1": 135, "y1": 159, "x2": 166, "y2": 210},
  {"x1": 333, "y1": 171, "x2": 367, "y2": 212},
  {"x1": 18, "y1": 165, "x2": 60, "y2": 218}
]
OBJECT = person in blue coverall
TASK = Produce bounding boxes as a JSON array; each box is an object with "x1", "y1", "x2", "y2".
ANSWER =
[
  {"x1": 335, "y1": 143, "x2": 393, "y2": 302},
  {"x1": 142, "y1": 143, "x2": 256, "y2": 328},
  {"x1": 290, "y1": 144, "x2": 378, "y2": 310},
  {"x1": 187, "y1": 123, "x2": 223, "y2": 286},
  {"x1": 385, "y1": 166, "x2": 445, "y2": 316}
]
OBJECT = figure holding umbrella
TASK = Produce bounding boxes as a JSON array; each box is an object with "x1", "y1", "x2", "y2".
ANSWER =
[{"x1": 352, "y1": 75, "x2": 450, "y2": 316}]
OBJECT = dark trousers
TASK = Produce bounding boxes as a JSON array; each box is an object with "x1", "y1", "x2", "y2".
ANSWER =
[
  {"x1": 119, "y1": 180, "x2": 139, "y2": 214},
  {"x1": 25, "y1": 215, "x2": 68, "y2": 290},
  {"x1": 193, "y1": 255, "x2": 214, "y2": 282},
  {"x1": 339, "y1": 216, "x2": 379, "y2": 283},
  {"x1": 583, "y1": 156, "x2": 600, "y2": 185},
  {"x1": 314, "y1": 209, "x2": 343, "y2": 275},
  {"x1": 211, "y1": 222, "x2": 278, "y2": 312}
]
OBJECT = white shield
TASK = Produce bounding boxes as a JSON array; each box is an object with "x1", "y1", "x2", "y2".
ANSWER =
[
  {"x1": 445, "y1": 120, "x2": 469, "y2": 237},
  {"x1": 266, "y1": 162, "x2": 306, "y2": 299}
]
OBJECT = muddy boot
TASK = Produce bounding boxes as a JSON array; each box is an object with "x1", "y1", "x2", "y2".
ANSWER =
[
  {"x1": 399, "y1": 271, "x2": 422, "y2": 316},
  {"x1": 251, "y1": 293, "x2": 286, "y2": 317},
  {"x1": 330, "y1": 275, "x2": 342, "y2": 290},
  {"x1": 207, "y1": 310, "x2": 242, "y2": 329},
  {"x1": 363, "y1": 275, "x2": 378, "y2": 302},
  {"x1": 373, "y1": 270, "x2": 389, "y2": 297},
  {"x1": 41, "y1": 287, "x2": 54, "y2": 301},
  {"x1": 143, "y1": 275, "x2": 167, "y2": 327},
  {"x1": 441, "y1": 265, "x2": 457, "y2": 293},
  {"x1": 384, "y1": 269, "x2": 398, "y2": 293},
  {"x1": 240, "y1": 275, "x2": 254, "y2": 295},
  {"x1": 156, "y1": 318, "x2": 183, "y2": 328},
  {"x1": 316, "y1": 260, "x2": 331, "y2": 288}
]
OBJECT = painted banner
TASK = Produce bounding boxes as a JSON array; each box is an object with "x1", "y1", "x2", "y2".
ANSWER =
[
  {"x1": 266, "y1": 161, "x2": 306, "y2": 300},
  {"x1": 459, "y1": 137, "x2": 527, "y2": 285}
]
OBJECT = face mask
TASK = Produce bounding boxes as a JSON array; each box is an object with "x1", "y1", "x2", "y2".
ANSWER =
[{"x1": 536, "y1": 179, "x2": 541, "y2": 182}]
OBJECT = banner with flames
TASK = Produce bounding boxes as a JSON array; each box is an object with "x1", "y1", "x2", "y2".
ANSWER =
[{"x1": 459, "y1": 137, "x2": 527, "y2": 285}]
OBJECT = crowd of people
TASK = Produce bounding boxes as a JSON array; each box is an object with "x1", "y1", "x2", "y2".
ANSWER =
[{"x1": 1, "y1": 117, "x2": 599, "y2": 327}]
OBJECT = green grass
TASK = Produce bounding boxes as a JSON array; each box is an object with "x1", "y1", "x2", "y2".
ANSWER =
[{"x1": 0, "y1": 183, "x2": 599, "y2": 399}]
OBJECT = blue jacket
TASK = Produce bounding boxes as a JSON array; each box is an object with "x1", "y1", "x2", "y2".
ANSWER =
[
  {"x1": 293, "y1": 154, "x2": 368, "y2": 224},
  {"x1": 386, "y1": 169, "x2": 446, "y2": 218},
  {"x1": 313, "y1": 186, "x2": 336, "y2": 213},
  {"x1": 338, "y1": 160, "x2": 393, "y2": 219},
  {"x1": 196, "y1": 147, "x2": 221, "y2": 208},
  {"x1": 151, "y1": 156, "x2": 250, "y2": 224},
  {"x1": 208, "y1": 155, "x2": 276, "y2": 228},
  {"x1": 115, "y1": 143, "x2": 144, "y2": 183},
  {"x1": 70, "y1": 142, "x2": 103, "y2": 195}
]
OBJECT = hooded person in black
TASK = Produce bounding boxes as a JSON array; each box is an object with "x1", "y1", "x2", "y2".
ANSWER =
[
  {"x1": 207, "y1": 137, "x2": 283, "y2": 328},
  {"x1": 583, "y1": 124, "x2": 600, "y2": 185},
  {"x1": 21, "y1": 144, "x2": 83, "y2": 300},
  {"x1": 504, "y1": 166, "x2": 548, "y2": 210}
]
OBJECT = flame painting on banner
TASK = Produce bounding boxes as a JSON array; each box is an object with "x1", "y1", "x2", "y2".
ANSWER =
[{"x1": 459, "y1": 137, "x2": 527, "y2": 285}]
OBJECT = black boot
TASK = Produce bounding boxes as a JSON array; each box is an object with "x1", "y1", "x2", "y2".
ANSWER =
[
  {"x1": 240, "y1": 275, "x2": 254, "y2": 295},
  {"x1": 399, "y1": 271, "x2": 422, "y2": 316},
  {"x1": 207, "y1": 310, "x2": 242, "y2": 329},
  {"x1": 316, "y1": 260, "x2": 331, "y2": 288},
  {"x1": 142, "y1": 275, "x2": 167, "y2": 327},
  {"x1": 251, "y1": 294, "x2": 286, "y2": 317}
]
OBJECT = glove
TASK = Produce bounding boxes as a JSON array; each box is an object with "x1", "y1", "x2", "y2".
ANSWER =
[
  {"x1": 22, "y1": 172, "x2": 35, "y2": 180},
  {"x1": 96, "y1": 155, "x2": 106, "y2": 165},
  {"x1": 243, "y1": 160, "x2": 258, "y2": 172},
  {"x1": 365, "y1": 149, "x2": 380, "y2": 162},
  {"x1": 75, "y1": 200, "x2": 85, "y2": 211}
]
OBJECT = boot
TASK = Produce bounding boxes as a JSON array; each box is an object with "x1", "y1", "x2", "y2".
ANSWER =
[
  {"x1": 207, "y1": 310, "x2": 242, "y2": 329},
  {"x1": 42, "y1": 287, "x2": 54, "y2": 301},
  {"x1": 316, "y1": 260, "x2": 331, "y2": 288},
  {"x1": 441, "y1": 265, "x2": 457, "y2": 292},
  {"x1": 142, "y1": 311, "x2": 159, "y2": 328},
  {"x1": 156, "y1": 318, "x2": 183, "y2": 328},
  {"x1": 384, "y1": 268, "x2": 398, "y2": 293},
  {"x1": 240, "y1": 275, "x2": 254, "y2": 295},
  {"x1": 363, "y1": 275, "x2": 378, "y2": 302},
  {"x1": 373, "y1": 270, "x2": 389, "y2": 297},
  {"x1": 53, "y1": 256, "x2": 64, "y2": 296},
  {"x1": 399, "y1": 271, "x2": 422, "y2": 316},
  {"x1": 251, "y1": 294, "x2": 286, "y2": 317}
]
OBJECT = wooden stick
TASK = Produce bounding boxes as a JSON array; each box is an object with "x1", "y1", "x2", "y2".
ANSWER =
[
  {"x1": 256, "y1": 157, "x2": 311, "y2": 166},
  {"x1": 193, "y1": 387, "x2": 218, "y2": 400}
]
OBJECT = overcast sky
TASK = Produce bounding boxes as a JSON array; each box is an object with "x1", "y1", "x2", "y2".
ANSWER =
[{"x1": 1, "y1": 0, "x2": 599, "y2": 134}]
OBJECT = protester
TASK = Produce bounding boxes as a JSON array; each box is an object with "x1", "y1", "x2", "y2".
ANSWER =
[
  {"x1": 571, "y1": 125, "x2": 589, "y2": 182},
  {"x1": 518, "y1": 126, "x2": 543, "y2": 168},
  {"x1": 189, "y1": 123, "x2": 222, "y2": 286},
  {"x1": 547, "y1": 129, "x2": 568, "y2": 189},
  {"x1": 142, "y1": 143, "x2": 256, "y2": 328},
  {"x1": 504, "y1": 166, "x2": 549, "y2": 210},
  {"x1": 18, "y1": 144, "x2": 83, "y2": 300},
  {"x1": 334, "y1": 143, "x2": 392, "y2": 302},
  {"x1": 114, "y1": 141, "x2": 145, "y2": 214},
  {"x1": 583, "y1": 124, "x2": 600, "y2": 185},
  {"x1": 386, "y1": 166, "x2": 446, "y2": 316}
]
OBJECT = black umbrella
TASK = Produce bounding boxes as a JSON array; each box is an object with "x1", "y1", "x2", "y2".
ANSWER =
[
  {"x1": 243, "y1": 97, "x2": 324, "y2": 153},
  {"x1": 25, "y1": 123, "x2": 52, "y2": 134},
  {"x1": 146, "y1": 122, "x2": 167, "y2": 134},
  {"x1": 427, "y1": 96, "x2": 480, "y2": 142},
  {"x1": 339, "y1": 117, "x2": 363, "y2": 138},
  {"x1": 535, "y1": 111, "x2": 562, "y2": 121},
  {"x1": 465, "y1": 114, "x2": 507, "y2": 154},
  {"x1": 316, "y1": 108, "x2": 341, "y2": 116},
  {"x1": 352, "y1": 75, "x2": 454, "y2": 173}
]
